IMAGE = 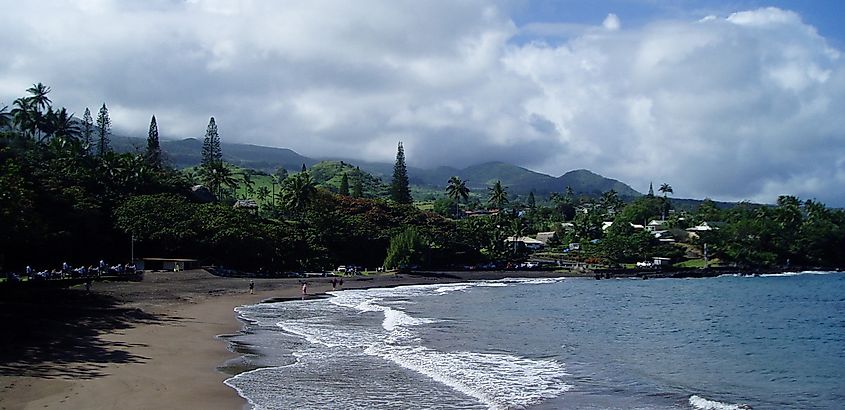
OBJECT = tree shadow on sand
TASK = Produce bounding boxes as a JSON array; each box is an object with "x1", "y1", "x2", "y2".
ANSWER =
[{"x1": 0, "y1": 288, "x2": 179, "y2": 379}]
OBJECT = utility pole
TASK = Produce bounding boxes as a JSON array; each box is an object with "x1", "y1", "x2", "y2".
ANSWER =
[
  {"x1": 131, "y1": 233, "x2": 135, "y2": 263},
  {"x1": 703, "y1": 243, "x2": 708, "y2": 269}
]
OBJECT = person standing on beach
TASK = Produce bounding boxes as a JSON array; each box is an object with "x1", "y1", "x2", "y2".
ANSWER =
[
  {"x1": 331, "y1": 278, "x2": 337, "y2": 290},
  {"x1": 301, "y1": 282, "x2": 308, "y2": 296},
  {"x1": 249, "y1": 280, "x2": 255, "y2": 294}
]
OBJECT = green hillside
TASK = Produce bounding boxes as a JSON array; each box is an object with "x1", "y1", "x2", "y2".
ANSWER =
[{"x1": 115, "y1": 136, "x2": 642, "y2": 199}]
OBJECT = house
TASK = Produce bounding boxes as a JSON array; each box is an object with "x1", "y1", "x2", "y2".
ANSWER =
[
  {"x1": 137, "y1": 258, "x2": 201, "y2": 272},
  {"x1": 535, "y1": 231, "x2": 557, "y2": 245},
  {"x1": 602, "y1": 221, "x2": 614, "y2": 231},
  {"x1": 652, "y1": 230, "x2": 676, "y2": 243},
  {"x1": 464, "y1": 209, "x2": 500, "y2": 218},
  {"x1": 646, "y1": 220, "x2": 667, "y2": 232},
  {"x1": 568, "y1": 242, "x2": 581, "y2": 251},
  {"x1": 687, "y1": 221, "x2": 720, "y2": 232},
  {"x1": 505, "y1": 236, "x2": 545, "y2": 250},
  {"x1": 652, "y1": 257, "x2": 672, "y2": 266},
  {"x1": 561, "y1": 222, "x2": 575, "y2": 231}
]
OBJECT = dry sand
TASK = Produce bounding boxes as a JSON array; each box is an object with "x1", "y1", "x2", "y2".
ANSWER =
[{"x1": 0, "y1": 269, "x2": 485, "y2": 409}]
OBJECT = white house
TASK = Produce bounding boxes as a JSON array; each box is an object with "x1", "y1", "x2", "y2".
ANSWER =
[
  {"x1": 505, "y1": 236, "x2": 545, "y2": 250},
  {"x1": 535, "y1": 231, "x2": 557, "y2": 244},
  {"x1": 646, "y1": 220, "x2": 667, "y2": 232}
]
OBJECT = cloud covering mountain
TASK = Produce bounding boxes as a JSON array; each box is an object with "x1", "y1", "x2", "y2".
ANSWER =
[{"x1": 1, "y1": 1, "x2": 843, "y2": 205}]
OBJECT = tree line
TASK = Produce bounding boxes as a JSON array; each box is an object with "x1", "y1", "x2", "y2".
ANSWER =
[{"x1": 2, "y1": 83, "x2": 843, "y2": 273}]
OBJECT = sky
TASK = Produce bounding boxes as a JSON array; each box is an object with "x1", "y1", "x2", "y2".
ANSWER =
[{"x1": 2, "y1": 0, "x2": 844, "y2": 206}]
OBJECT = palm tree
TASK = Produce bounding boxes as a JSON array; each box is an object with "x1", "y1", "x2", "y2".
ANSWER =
[
  {"x1": 11, "y1": 97, "x2": 37, "y2": 138},
  {"x1": 256, "y1": 186, "x2": 271, "y2": 205},
  {"x1": 487, "y1": 180, "x2": 509, "y2": 210},
  {"x1": 280, "y1": 172, "x2": 316, "y2": 216},
  {"x1": 240, "y1": 172, "x2": 255, "y2": 198},
  {"x1": 26, "y1": 83, "x2": 52, "y2": 113},
  {"x1": 658, "y1": 183, "x2": 673, "y2": 220},
  {"x1": 49, "y1": 108, "x2": 79, "y2": 142},
  {"x1": 446, "y1": 176, "x2": 470, "y2": 218},
  {"x1": 509, "y1": 217, "x2": 526, "y2": 255},
  {"x1": 199, "y1": 162, "x2": 238, "y2": 200},
  {"x1": 0, "y1": 104, "x2": 11, "y2": 128}
]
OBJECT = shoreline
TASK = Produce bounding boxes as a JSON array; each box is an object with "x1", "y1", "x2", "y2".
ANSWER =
[
  {"x1": 1, "y1": 268, "x2": 829, "y2": 409},
  {"x1": 0, "y1": 270, "x2": 471, "y2": 409}
]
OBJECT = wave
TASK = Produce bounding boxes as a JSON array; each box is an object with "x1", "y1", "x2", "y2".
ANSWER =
[
  {"x1": 759, "y1": 270, "x2": 840, "y2": 277},
  {"x1": 371, "y1": 344, "x2": 570, "y2": 410},
  {"x1": 689, "y1": 395, "x2": 751, "y2": 410},
  {"x1": 302, "y1": 284, "x2": 570, "y2": 408}
]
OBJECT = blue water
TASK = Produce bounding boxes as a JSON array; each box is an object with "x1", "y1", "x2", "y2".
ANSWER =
[{"x1": 225, "y1": 272, "x2": 845, "y2": 409}]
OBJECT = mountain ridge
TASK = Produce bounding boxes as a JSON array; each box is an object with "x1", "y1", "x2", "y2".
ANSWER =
[{"x1": 112, "y1": 136, "x2": 640, "y2": 198}]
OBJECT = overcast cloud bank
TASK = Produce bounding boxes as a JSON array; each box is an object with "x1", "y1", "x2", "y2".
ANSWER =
[{"x1": 1, "y1": 1, "x2": 843, "y2": 205}]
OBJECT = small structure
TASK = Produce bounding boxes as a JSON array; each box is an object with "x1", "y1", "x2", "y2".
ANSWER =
[
  {"x1": 535, "y1": 231, "x2": 557, "y2": 244},
  {"x1": 646, "y1": 220, "x2": 667, "y2": 232},
  {"x1": 137, "y1": 258, "x2": 201, "y2": 272},
  {"x1": 602, "y1": 221, "x2": 614, "y2": 231},
  {"x1": 652, "y1": 257, "x2": 672, "y2": 266},
  {"x1": 505, "y1": 236, "x2": 545, "y2": 250},
  {"x1": 687, "y1": 221, "x2": 720, "y2": 232},
  {"x1": 233, "y1": 199, "x2": 259, "y2": 211}
]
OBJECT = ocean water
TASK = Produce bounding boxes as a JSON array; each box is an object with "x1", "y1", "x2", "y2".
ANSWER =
[{"x1": 224, "y1": 272, "x2": 845, "y2": 409}]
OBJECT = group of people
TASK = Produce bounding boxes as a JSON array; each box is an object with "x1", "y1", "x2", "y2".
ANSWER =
[{"x1": 16, "y1": 260, "x2": 137, "y2": 282}]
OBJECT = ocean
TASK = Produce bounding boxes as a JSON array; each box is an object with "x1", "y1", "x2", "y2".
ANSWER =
[{"x1": 223, "y1": 272, "x2": 845, "y2": 409}]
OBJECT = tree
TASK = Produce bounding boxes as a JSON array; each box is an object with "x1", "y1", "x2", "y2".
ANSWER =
[
  {"x1": 0, "y1": 104, "x2": 11, "y2": 128},
  {"x1": 600, "y1": 189, "x2": 623, "y2": 216},
  {"x1": 390, "y1": 142, "x2": 412, "y2": 204},
  {"x1": 339, "y1": 173, "x2": 350, "y2": 196},
  {"x1": 96, "y1": 103, "x2": 111, "y2": 156},
  {"x1": 81, "y1": 107, "x2": 94, "y2": 153},
  {"x1": 240, "y1": 172, "x2": 255, "y2": 198},
  {"x1": 352, "y1": 176, "x2": 363, "y2": 198},
  {"x1": 256, "y1": 186, "x2": 271, "y2": 204},
  {"x1": 11, "y1": 97, "x2": 37, "y2": 138},
  {"x1": 49, "y1": 108, "x2": 79, "y2": 141},
  {"x1": 487, "y1": 180, "x2": 508, "y2": 209},
  {"x1": 527, "y1": 191, "x2": 536, "y2": 209},
  {"x1": 26, "y1": 83, "x2": 52, "y2": 113},
  {"x1": 201, "y1": 117, "x2": 221, "y2": 168},
  {"x1": 446, "y1": 176, "x2": 470, "y2": 218},
  {"x1": 280, "y1": 171, "x2": 316, "y2": 216},
  {"x1": 198, "y1": 161, "x2": 237, "y2": 200},
  {"x1": 384, "y1": 226, "x2": 425, "y2": 269},
  {"x1": 146, "y1": 115, "x2": 162, "y2": 168},
  {"x1": 658, "y1": 183, "x2": 673, "y2": 220}
]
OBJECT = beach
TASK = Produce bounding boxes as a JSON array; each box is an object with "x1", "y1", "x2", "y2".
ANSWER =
[{"x1": 0, "y1": 269, "x2": 501, "y2": 409}]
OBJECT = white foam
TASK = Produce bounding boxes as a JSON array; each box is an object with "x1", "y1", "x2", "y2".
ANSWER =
[
  {"x1": 689, "y1": 395, "x2": 750, "y2": 410},
  {"x1": 369, "y1": 344, "x2": 570, "y2": 410},
  {"x1": 759, "y1": 270, "x2": 839, "y2": 277},
  {"x1": 434, "y1": 284, "x2": 473, "y2": 293}
]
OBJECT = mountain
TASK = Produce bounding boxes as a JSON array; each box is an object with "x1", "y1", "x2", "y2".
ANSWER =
[
  {"x1": 113, "y1": 136, "x2": 640, "y2": 198},
  {"x1": 112, "y1": 135, "x2": 316, "y2": 171}
]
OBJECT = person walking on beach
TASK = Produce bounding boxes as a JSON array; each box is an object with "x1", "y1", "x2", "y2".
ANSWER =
[
  {"x1": 331, "y1": 278, "x2": 337, "y2": 290},
  {"x1": 301, "y1": 282, "x2": 308, "y2": 297},
  {"x1": 249, "y1": 280, "x2": 255, "y2": 294}
]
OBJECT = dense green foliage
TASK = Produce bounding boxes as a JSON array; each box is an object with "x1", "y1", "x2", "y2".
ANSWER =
[{"x1": 2, "y1": 84, "x2": 843, "y2": 274}]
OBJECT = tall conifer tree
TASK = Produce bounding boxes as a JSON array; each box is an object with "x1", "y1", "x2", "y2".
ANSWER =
[
  {"x1": 390, "y1": 142, "x2": 412, "y2": 204},
  {"x1": 81, "y1": 107, "x2": 94, "y2": 153},
  {"x1": 339, "y1": 173, "x2": 350, "y2": 196},
  {"x1": 352, "y1": 177, "x2": 363, "y2": 198},
  {"x1": 95, "y1": 103, "x2": 111, "y2": 156},
  {"x1": 201, "y1": 117, "x2": 221, "y2": 168},
  {"x1": 146, "y1": 115, "x2": 162, "y2": 168}
]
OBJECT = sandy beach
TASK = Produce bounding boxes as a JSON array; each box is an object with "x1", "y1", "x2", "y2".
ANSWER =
[{"x1": 2, "y1": 269, "x2": 528, "y2": 409}]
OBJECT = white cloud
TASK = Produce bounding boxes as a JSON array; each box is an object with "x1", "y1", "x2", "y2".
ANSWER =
[
  {"x1": 603, "y1": 13, "x2": 621, "y2": 31},
  {"x1": 1, "y1": 2, "x2": 844, "y2": 205}
]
